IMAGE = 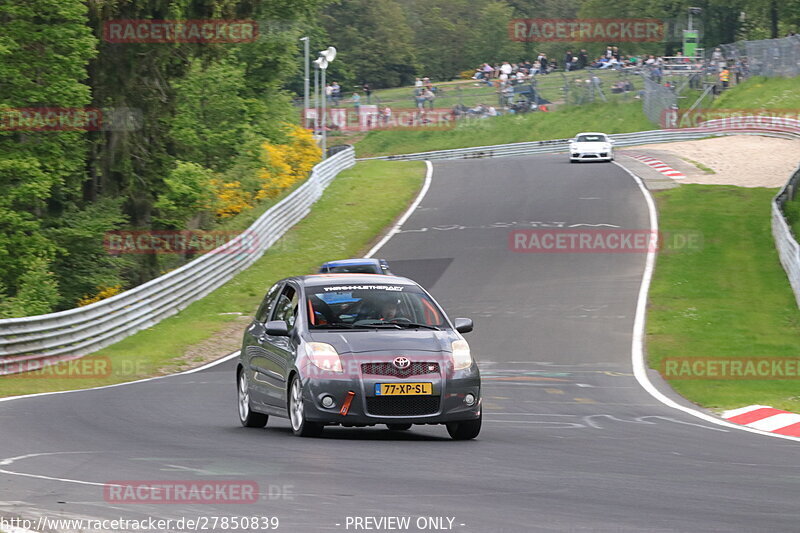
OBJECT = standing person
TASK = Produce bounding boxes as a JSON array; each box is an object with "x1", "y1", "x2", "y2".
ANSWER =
[
  {"x1": 719, "y1": 67, "x2": 730, "y2": 89},
  {"x1": 331, "y1": 82, "x2": 341, "y2": 105},
  {"x1": 414, "y1": 77, "x2": 423, "y2": 89},
  {"x1": 540, "y1": 54, "x2": 549, "y2": 73},
  {"x1": 382, "y1": 105, "x2": 392, "y2": 125},
  {"x1": 362, "y1": 83, "x2": 372, "y2": 104},
  {"x1": 577, "y1": 50, "x2": 588, "y2": 70},
  {"x1": 564, "y1": 50, "x2": 573, "y2": 72},
  {"x1": 351, "y1": 91, "x2": 361, "y2": 117},
  {"x1": 423, "y1": 87, "x2": 435, "y2": 110},
  {"x1": 325, "y1": 83, "x2": 333, "y2": 105}
]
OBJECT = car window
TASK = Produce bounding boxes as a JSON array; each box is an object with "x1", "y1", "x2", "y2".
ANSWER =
[
  {"x1": 255, "y1": 282, "x2": 282, "y2": 323},
  {"x1": 576, "y1": 134, "x2": 606, "y2": 142},
  {"x1": 306, "y1": 284, "x2": 444, "y2": 328},
  {"x1": 326, "y1": 264, "x2": 380, "y2": 274},
  {"x1": 271, "y1": 284, "x2": 299, "y2": 329}
]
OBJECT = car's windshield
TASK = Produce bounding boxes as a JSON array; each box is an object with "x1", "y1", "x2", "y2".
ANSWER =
[
  {"x1": 576, "y1": 134, "x2": 607, "y2": 142},
  {"x1": 306, "y1": 284, "x2": 445, "y2": 329},
  {"x1": 323, "y1": 264, "x2": 379, "y2": 274}
]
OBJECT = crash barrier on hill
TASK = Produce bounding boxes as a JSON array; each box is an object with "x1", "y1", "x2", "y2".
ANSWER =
[
  {"x1": 0, "y1": 147, "x2": 356, "y2": 375},
  {"x1": 363, "y1": 117, "x2": 800, "y2": 308}
]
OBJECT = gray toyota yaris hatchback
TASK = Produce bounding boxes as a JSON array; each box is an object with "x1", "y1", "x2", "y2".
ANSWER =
[{"x1": 236, "y1": 274, "x2": 481, "y2": 439}]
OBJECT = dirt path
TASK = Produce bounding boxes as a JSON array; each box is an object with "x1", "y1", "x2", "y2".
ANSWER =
[{"x1": 622, "y1": 135, "x2": 800, "y2": 188}]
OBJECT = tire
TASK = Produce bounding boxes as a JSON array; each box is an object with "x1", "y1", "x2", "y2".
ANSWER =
[
  {"x1": 446, "y1": 414, "x2": 481, "y2": 440},
  {"x1": 386, "y1": 423, "x2": 412, "y2": 431},
  {"x1": 238, "y1": 369, "x2": 268, "y2": 428},
  {"x1": 289, "y1": 376, "x2": 324, "y2": 437},
  {"x1": 569, "y1": 159, "x2": 576, "y2": 164}
]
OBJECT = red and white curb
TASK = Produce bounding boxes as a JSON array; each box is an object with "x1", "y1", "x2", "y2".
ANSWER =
[
  {"x1": 722, "y1": 405, "x2": 800, "y2": 437},
  {"x1": 626, "y1": 154, "x2": 686, "y2": 179}
]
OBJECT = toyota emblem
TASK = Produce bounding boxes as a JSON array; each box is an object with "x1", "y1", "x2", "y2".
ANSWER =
[{"x1": 393, "y1": 357, "x2": 411, "y2": 370}]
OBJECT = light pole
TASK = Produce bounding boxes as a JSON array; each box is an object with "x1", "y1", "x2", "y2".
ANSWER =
[
  {"x1": 317, "y1": 47, "x2": 337, "y2": 159},
  {"x1": 300, "y1": 37, "x2": 310, "y2": 129},
  {"x1": 313, "y1": 57, "x2": 325, "y2": 143}
]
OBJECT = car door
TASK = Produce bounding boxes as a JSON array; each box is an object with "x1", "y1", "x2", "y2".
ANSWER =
[
  {"x1": 260, "y1": 282, "x2": 301, "y2": 407},
  {"x1": 243, "y1": 282, "x2": 283, "y2": 407}
]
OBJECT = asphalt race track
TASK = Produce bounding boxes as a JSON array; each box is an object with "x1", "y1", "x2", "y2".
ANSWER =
[{"x1": 1, "y1": 154, "x2": 799, "y2": 533}]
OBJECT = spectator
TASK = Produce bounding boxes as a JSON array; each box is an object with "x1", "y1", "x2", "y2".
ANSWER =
[
  {"x1": 351, "y1": 91, "x2": 361, "y2": 115},
  {"x1": 415, "y1": 90, "x2": 426, "y2": 111},
  {"x1": 577, "y1": 49, "x2": 588, "y2": 69},
  {"x1": 414, "y1": 77, "x2": 423, "y2": 89},
  {"x1": 331, "y1": 82, "x2": 341, "y2": 105},
  {"x1": 500, "y1": 61, "x2": 513, "y2": 77},
  {"x1": 382, "y1": 105, "x2": 392, "y2": 125},
  {"x1": 362, "y1": 83, "x2": 372, "y2": 104},
  {"x1": 325, "y1": 83, "x2": 333, "y2": 104},
  {"x1": 719, "y1": 67, "x2": 730, "y2": 89},
  {"x1": 423, "y1": 87, "x2": 435, "y2": 110},
  {"x1": 502, "y1": 83, "x2": 514, "y2": 107}
]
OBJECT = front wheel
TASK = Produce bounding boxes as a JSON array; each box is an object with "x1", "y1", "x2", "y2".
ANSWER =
[
  {"x1": 289, "y1": 376, "x2": 324, "y2": 437},
  {"x1": 446, "y1": 414, "x2": 481, "y2": 440},
  {"x1": 238, "y1": 370, "x2": 268, "y2": 428}
]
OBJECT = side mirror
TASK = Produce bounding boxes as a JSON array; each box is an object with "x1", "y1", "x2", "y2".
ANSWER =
[
  {"x1": 264, "y1": 320, "x2": 289, "y2": 336},
  {"x1": 454, "y1": 318, "x2": 473, "y2": 334}
]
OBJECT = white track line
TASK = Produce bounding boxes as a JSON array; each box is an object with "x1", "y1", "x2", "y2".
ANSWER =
[
  {"x1": 364, "y1": 160, "x2": 433, "y2": 258},
  {"x1": 0, "y1": 351, "x2": 240, "y2": 404},
  {"x1": 615, "y1": 160, "x2": 800, "y2": 443}
]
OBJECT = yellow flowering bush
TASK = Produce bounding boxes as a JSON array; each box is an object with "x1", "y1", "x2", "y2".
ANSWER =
[
  {"x1": 212, "y1": 179, "x2": 253, "y2": 218},
  {"x1": 210, "y1": 124, "x2": 322, "y2": 217},
  {"x1": 77, "y1": 284, "x2": 123, "y2": 307},
  {"x1": 256, "y1": 124, "x2": 321, "y2": 201}
]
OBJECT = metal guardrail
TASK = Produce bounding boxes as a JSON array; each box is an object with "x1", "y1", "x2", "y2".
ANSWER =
[
  {"x1": 4, "y1": 119, "x2": 800, "y2": 375},
  {"x1": 773, "y1": 164, "x2": 800, "y2": 308},
  {"x1": 0, "y1": 147, "x2": 356, "y2": 374},
  {"x1": 360, "y1": 118, "x2": 800, "y2": 161}
]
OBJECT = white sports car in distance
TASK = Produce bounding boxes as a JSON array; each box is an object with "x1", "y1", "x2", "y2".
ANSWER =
[{"x1": 569, "y1": 132, "x2": 614, "y2": 163}]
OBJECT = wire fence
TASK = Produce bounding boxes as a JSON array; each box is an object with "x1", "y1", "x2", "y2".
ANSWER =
[{"x1": 719, "y1": 34, "x2": 800, "y2": 78}]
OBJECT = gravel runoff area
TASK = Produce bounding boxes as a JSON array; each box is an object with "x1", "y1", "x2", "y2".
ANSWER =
[{"x1": 623, "y1": 135, "x2": 800, "y2": 187}]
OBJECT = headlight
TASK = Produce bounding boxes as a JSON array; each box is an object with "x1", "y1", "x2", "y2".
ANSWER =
[
  {"x1": 305, "y1": 342, "x2": 343, "y2": 372},
  {"x1": 451, "y1": 339, "x2": 473, "y2": 370}
]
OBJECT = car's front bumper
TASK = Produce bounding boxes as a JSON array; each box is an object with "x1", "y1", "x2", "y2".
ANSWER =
[
  {"x1": 570, "y1": 151, "x2": 613, "y2": 161},
  {"x1": 299, "y1": 364, "x2": 481, "y2": 425}
]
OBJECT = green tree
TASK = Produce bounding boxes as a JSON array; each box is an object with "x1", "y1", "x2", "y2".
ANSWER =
[
  {"x1": 464, "y1": 1, "x2": 526, "y2": 67},
  {"x1": 322, "y1": 0, "x2": 418, "y2": 87},
  {"x1": 0, "y1": 0, "x2": 96, "y2": 315}
]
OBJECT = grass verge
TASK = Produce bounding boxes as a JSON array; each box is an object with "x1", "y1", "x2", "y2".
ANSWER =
[
  {"x1": 0, "y1": 160, "x2": 426, "y2": 398},
  {"x1": 711, "y1": 75, "x2": 800, "y2": 110},
  {"x1": 356, "y1": 100, "x2": 653, "y2": 157},
  {"x1": 647, "y1": 184, "x2": 800, "y2": 412}
]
